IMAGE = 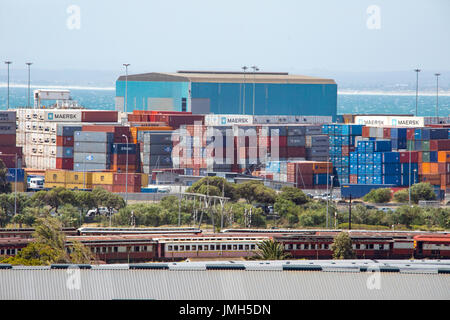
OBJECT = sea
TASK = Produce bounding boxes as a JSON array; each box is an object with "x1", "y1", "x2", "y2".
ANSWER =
[{"x1": 0, "y1": 86, "x2": 449, "y2": 116}]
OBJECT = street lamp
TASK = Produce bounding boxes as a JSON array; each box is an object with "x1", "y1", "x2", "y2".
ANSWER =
[
  {"x1": 123, "y1": 64, "x2": 130, "y2": 113},
  {"x1": 26, "y1": 62, "x2": 32, "y2": 108},
  {"x1": 251, "y1": 66, "x2": 259, "y2": 116},
  {"x1": 5, "y1": 61, "x2": 12, "y2": 109},
  {"x1": 414, "y1": 68, "x2": 421, "y2": 116},
  {"x1": 435, "y1": 73, "x2": 441, "y2": 119},
  {"x1": 242, "y1": 66, "x2": 248, "y2": 114},
  {"x1": 122, "y1": 134, "x2": 129, "y2": 206}
]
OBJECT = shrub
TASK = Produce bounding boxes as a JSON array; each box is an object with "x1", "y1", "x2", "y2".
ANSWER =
[{"x1": 363, "y1": 188, "x2": 392, "y2": 203}]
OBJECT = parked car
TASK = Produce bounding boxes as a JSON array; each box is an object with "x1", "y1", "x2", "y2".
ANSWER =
[{"x1": 86, "y1": 207, "x2": 117, "y2": 217}]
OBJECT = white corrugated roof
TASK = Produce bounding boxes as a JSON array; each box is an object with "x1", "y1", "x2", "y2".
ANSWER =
[{"x1": 0, "y1": 260, "x2": 449, "y2": 300}]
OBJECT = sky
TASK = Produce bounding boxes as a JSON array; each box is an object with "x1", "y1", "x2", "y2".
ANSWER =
[{"x1": 0, "y1": 0, "x2": 449, "y2": 85}]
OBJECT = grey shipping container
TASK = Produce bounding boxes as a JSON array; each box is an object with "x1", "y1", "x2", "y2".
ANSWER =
[
  {"x1": 56, "y1": 147, "x2": 74, "y2": 158},
  {"x1": 143, "y1": 144, "x2": 173, "y2": 155},
  {"x1": 0, "y1": 123, "x2": 16, "y2": 135},
  {"x1": 73, "y1": 152, "x2": 110, "y2": 164},
  {"x1": 74, "y1": 142, "x2": 111, "y2": 153},
  {"x1": 56, "y1": 125, "x2": 83, "y2": 137},
  {"x1": 307, "y1": 156, "x2": 329, "y2": 162},
  {"x1": 306, "y1": 148, "x2": 329, "y2": 157},
  {"x1": 287, "y1": 136, "x2": 306, "y2": 147},
  {"x1": 268, "y1": 126, "x2": 288, "y2": 136},
  {"x1": 0, "y1": 111, "x2": 16, "y2": 123},
  {"x1": 74, "y1": 131, "x2": 113, "y2": 143},
  {"x1": 305, "y1": 125, "x2": 323, "y2": 135},
  {"x1": 286, "y1": 126, "x2": 306, "y2": 136},
  {"x1": 73, "y1": 162, "x2": 109, "y2": 172},
  {"x1": 141, "y1": 132, "x2": 173, "y2": 144},
  {"x1": 306, "y1": 135, "x2": 329, "y2": 147}
]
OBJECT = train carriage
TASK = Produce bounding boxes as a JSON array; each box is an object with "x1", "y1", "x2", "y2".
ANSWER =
[
  {"x1": 156, "y1": 236, "x2": 271, "y2": 260},
  {"x1": 414, "y1": 235, "x2": 450, "y2": 259}
]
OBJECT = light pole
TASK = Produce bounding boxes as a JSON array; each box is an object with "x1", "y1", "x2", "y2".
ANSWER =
[
  {"x1": 408, "y1": 148, "x2": 411, "y2": 206},
  {"x1": 242, "y1": 66, "x2": 248, "y2": 114},
  {"x1": 414, "y1": 68, "x2": 421, "y2": 116},
  {"x1": 26, "y1": 62, "x2": 32, "y2": 108},
  {"x1": 14, "y1": 153, "x2": 17, "y2": 216},
  {"x1": 123, "y1": 64, "x2": 130, "y2": 113},
  {"x1": 251, "y1": 66, "x2": 259, "y2": 116},
  {"x1": 122, "y1": 134, "x2": 129, "y2": 206},
  {"x1": 326, "y1": 159, "x2": 329, "y2": 228},
  {"x1": 435, "y1": 73, "x2": 441, "y2": 119},
  {"x1": 5, "y1": 61, "x2": 12, "y2": 109}
]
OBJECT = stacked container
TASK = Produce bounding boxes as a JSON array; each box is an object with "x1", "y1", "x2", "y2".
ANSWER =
[
  {"x1": 73, "y1": 131, "x2": 114, "y2": 171},
  {"x1": 287, "y1": 161, "x2": 333, "y2": 189},
  {"x1": 322, "y1": 124, "x2": 363, "y2": 186},
  {"x1": 141, "y1": 132, "x2": 174, "y2": 173},
  {"x1": 0, "y1": 111, "x2": 23, "y2": 169}
]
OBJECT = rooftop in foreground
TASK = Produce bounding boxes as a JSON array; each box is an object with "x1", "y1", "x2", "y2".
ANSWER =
[
  {"x1": 117, "y1": 71, "x2": 336, "y2": 84},
  {"x1": 1, "y1": 260, "x2": 449, "y2": 300}
]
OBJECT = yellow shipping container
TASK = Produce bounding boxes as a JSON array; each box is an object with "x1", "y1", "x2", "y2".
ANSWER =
[
  {"x1": 66, "y1": 183, "x2": 92, "y2": 190},
  {"x1": 10, "y1": 182, "x2": 26, "y2": 192},
  {"x1": 141, "y1": 173, "x2": 149, "y2": 187},
  {"x1": 92, "y1": 172, "x2": 114, "y2": 185},
  {"x1": 66, "y1": 171, "x2": 93, "y2": 185},
  {"x1": 45, "y1": 170, "x2": 68, "y2": 183},
  {"x1": 44, "y1": 182, "x2": 66, "y2": 189}
]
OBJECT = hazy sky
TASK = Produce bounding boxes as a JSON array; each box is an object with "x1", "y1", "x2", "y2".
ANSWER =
[{"x1": 1, "y1": 0, "x2": 449, "y2": 75}]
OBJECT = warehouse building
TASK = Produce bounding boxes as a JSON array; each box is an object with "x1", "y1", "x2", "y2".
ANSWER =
[
  {"x1": 115, "y1": 71, "x2": 337, "y2": 119},
  {"x1": 0, "y1": 260, "x2": 449, "y2": 299}
]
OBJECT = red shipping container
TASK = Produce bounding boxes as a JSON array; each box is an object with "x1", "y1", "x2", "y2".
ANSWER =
[
  {"x1": 383, "y1": 128, "x2": 391, "y2": 139},
  {"x1": 81, "y1": 111, "x2": 118, "y2": 122},
  {"x1": 419, "y1": 174, "x2": 441, "y2": 185},
  {"x1": 0, "y1": 134, "x2": 16, "y2": 146},
  {"x1": 362, "y1": 127, "x2": 370, "y2": 138},
  {"x1": 430, "y1": 140, "x2": 450, "y2": 151},
  {"x1": 0, "y1": 154, "x2": 21, "y2": 168},
  {"x1": 349, "y1": 174, "x2": 358, "y2": 184},
  {"x1": 56, "y1": 158, "x2": 74, "y2": 170},
  {"x1": 438, "y1": 162, "x2": 450, "y2": 174},
  {"x1": 113, "y1": 173, "x2": 142, "y2": 186},
  {"x1": 56, "y1": 136, "x2": 74, "y2": 147},
  {"x1": 406, "y1": 128, "x2": 415, "y2": 140},
  {"x1": 0, "y1": 146, "x2": 22, "y2": 156},
  {"x1": 112, "y1": 153, "x2": 137, "y2": 165},
  {"x1": 287, "y1": 146, "x2": 306, "y2": 158},
  {"x1": 399, "y1": 151, "x2": 419, "y2": 163},
  {"x1": 441, "y1": 174, "x2": 450, "y2": 186}
]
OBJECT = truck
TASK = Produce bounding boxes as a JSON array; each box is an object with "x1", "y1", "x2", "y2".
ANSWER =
[{"x1": 27, "y1": 176, "x2": 45, "y2": 191}]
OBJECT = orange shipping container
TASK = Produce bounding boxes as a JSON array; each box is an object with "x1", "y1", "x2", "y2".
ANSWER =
[{"x1": 438, "y1": 151, "x2": 450, "y2": 163}]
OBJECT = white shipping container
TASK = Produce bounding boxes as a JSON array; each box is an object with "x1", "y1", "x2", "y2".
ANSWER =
[
  {"x1": 44, "y1": 110, "x2": 82, "y2": 122},
  {"x1": 354, "y1": 116, "x2": 424, "y2": 127},
  {"x1": 205, "y1": 114, "x2": 254, "y2": 126}
]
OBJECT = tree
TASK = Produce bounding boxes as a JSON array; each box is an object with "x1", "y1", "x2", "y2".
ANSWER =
[
  {"x1": 278, "y1": 186, "x2": 309, "y2": 205},
  {"x1": 396, "y1": 205, "x2": 423, "y2": 228},
  {"x1": 235, "y1": 181, "x2": 277, "y2": 204},
  {"x1": 74, "y1": 191, "x2": 96, "y2": 217},
  {"x1": 187, "y1": 177, "x2": 237, "y2": 200},
  {"x1": 58, "y1": 204, "x2": 80, "y2": 228},
  {"x1": 0, "y1": 159, "x2": 11, "y2": 194},
  {"x1": 331, "y1": 232, "x2": 355, "y2": 259},
  {"x1": 394, "y1": 189, "x2": 409, "y2": 203},
  {"x1": 410, "y1": 183, "x2": 436, "y2": 204},
  {"x1": 363, "y1": 188, "x2": 392, "y2": 203},
  {"x1": 394, "y1": 183, "x2": 436, "y2": 204},
  {"x1": 69, "y1": 240, "x2": 93, "y2": 264},
  {"x1": 254, "y1": 239, "x2": 289, "y2": 260}
]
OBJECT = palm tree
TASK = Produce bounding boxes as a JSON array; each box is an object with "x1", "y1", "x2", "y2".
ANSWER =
[{"x1": 254, "y1": 239, "x2": 290, "y2": 260}]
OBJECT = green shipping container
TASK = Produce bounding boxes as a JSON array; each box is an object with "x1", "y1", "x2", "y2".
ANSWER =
[
  {"x1": 407, "y1": 140, "x2": 414, "y2": 151},
  {"x1": 422, "y1": 151, "x2": 431, "y2": 163},
  {"x1": 421, "y1": 140, "x2": 430, "y2": 151}
]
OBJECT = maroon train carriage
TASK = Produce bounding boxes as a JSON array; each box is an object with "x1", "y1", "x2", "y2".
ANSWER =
[
  {"x1": 414, "y1": 234, "x2": 450, "y2": 259},
  {"x1": 66, "y1": 235, "x2": 158, "y2": 263},
  {"x1": 76, "y1": 227, "x2": 202, "y2": 236},
  {"x1": 0, "y1": 228, "x2": 78, "y2": 239},
  {"x1": 0, "y1": 238, "x2": 31, "y2": 258},
  {"x1": 155, "y1": 235, "x2": 272, "y2": 260},
  {"x1": 276, "y1": 234, "x2": 397, "y2": 259}
]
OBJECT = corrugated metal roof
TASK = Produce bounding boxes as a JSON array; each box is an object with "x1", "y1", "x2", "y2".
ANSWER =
[
  {"x1": 117, "y1": 71, "x2": 336, "y2": 85},
  {"x1": 0, "y1": 260, "x2": 448, "y2": 300}
]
